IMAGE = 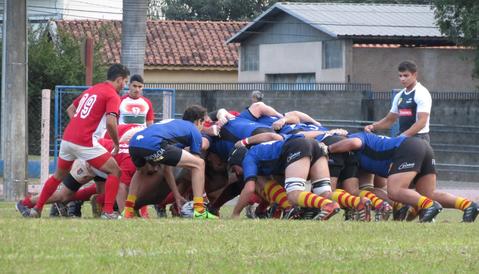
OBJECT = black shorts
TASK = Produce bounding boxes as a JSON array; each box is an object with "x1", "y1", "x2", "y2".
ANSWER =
[
  {"x1": 389, "y1": 137, "x2": 436, "y2": 177},
  {"x1": 322, "y1": 135, "x2": 358, "y2": 180},
  {"x1": 129, "y1": 143, "x2": 183, "y2": 168},
  {"x1": 62, "y1": 174, "x2": 82, "y2": 192},
  {"x1": 278, "y1": 138, "x2": 323, "y2": 171}
]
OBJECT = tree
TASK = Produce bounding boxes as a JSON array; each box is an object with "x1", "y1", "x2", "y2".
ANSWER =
[
  {"x1": 27, "y1": 24, "x2": 107, "y2": 154},
  {"x1": 433, "y1": 0, "x2": 479, "y2": 77}
]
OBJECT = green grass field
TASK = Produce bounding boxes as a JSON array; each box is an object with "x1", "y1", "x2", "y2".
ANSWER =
[{"x1": 1, "y1": 202, "x2": 478, "y2": 273}]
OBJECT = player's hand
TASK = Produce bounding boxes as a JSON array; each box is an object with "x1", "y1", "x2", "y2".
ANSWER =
[
  {"x1": 111, "y1": 144, "x2": 120, "y2": 156},
  {"x1": 272, "y1": 118, "x2": 286, "y2": 131},
  {"x1": 364, "y1": 124, "x2": 374, "y2": 133},
  {"x1": 175, "y1": 195, "x2": 187, "y2": 209},
  {"x1": 217, "y1": 117, "x2": 229, "y2": 127},
  {"x1": 318, "y1": 142, "x2": 329, "y2": 156},
  {"x1": 328, "y1": 128, "x2": 348, "y2": 136}
]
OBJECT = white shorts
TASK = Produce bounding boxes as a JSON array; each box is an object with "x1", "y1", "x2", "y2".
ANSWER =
[
  {"x1": 70, "y1": 159, "x2": 108, "y2": 183},
  {"x1": 59, "y1": 139, "x2": 108, "y2": 162}
]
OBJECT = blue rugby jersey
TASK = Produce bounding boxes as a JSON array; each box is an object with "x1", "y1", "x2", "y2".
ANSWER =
[
  {"x1": 220, "y1": 117, "x2": 272, "y2": 142},
  {"x1": 129, "y1": 119, "x2": 203, "y2": 155},
  {"x1": 279, "y1": 122, "x2": 327, "y2": 135},
  {"x1": 242, "y1": 134, "x2": 303, "y2": 182},
  {"x1": 349, "y1": 132, "x2": 406, "y2": 177},
  {"x1": 204, "y1": 135, "x2": 234, "y2": 161}
]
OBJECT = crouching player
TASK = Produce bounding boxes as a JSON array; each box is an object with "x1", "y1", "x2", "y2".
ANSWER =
[
  {"x1": 326, "y1": 132, "x2": 478, "y2": 222},
  {"x1": 124, "y1": 105, "x2": 217, "y2": 219},
  {"x1": 228, "y1": 135, "x2": 340, "y2": 220}
]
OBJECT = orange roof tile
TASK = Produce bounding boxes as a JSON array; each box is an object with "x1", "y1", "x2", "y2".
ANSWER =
[{"x1": 54, "y1": 20, "x2": 247, "y2": 68}]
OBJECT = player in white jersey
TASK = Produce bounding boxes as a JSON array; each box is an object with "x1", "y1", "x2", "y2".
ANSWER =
[{"x1": 119, "y1": 74, "x2": 155, "y2": 126}]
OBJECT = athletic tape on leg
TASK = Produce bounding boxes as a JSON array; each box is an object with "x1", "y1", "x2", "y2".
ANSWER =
[
  {"x1": 311, "y1": 178, "x2": 332, "y2": 195},
  {"x1": 284, "y1": 177, "x2": 306, "y2": 193}
]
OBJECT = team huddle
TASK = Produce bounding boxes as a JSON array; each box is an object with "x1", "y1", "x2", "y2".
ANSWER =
[{"x1": 15, "y1": 63, "x2": 479, "y2": 223}]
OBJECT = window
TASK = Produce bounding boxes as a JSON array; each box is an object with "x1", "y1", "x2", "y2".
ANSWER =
[
  {"x1": 241, "y1": 44, "x2": 259, "y2": 71},
  {"x1": 266, "y1": 73, "x2": 316, "y2": 90},
  {"x1": 322, "y1": 40, "x2": 343, "y2": 69}
]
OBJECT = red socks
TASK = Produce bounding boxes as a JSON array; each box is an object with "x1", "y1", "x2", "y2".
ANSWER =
[
  {"x1": 71, "y1": 184, "x2": 97, "y2": 201},
  {"x1": 35, "y1": 176, "x2": 62, "y2": 211},
  {"x1": 103, "y1": 175, "x2": 119, "y2": 213}
]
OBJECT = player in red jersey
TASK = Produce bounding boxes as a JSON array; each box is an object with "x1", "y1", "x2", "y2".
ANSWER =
[
  {"x1": 119, "y1": 74, "x2": 155, "y2": 126},
  {"x1": 18, "y1": 64, "x2": 129, "y2": 219}
]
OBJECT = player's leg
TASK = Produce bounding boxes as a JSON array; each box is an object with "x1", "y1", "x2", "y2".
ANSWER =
[{"x1": 416, "y1": 174, "x2": 478, "y2": 222}]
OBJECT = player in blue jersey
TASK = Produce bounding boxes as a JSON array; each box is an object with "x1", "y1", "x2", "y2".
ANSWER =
[
  {"x1": 123, "y1": 105, "x2": 217, "y2": 219},
  {"x1": 326, "y1": 132, "x2": 478, "y2": 222},
  {"x1": 228, "y1": 135, "x2": 340, "y2": 220}
]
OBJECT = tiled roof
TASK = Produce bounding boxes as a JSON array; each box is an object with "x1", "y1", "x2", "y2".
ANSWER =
[{"x1": 54, "y1": 20, "x2": 247, "y2": 68}]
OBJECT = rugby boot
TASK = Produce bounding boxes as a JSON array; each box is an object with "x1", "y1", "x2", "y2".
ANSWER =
[
  {"x1": 100, "y1": 211, "x2": 121, "y2": 220},
  {"x1": 282, "y1": 206, "x2": 302, "y2": 220},
  {"x1": 313, "y1": 202, "x2": 340, "y2": 221},
  {"x1": 405, "y1": 206, "x2": 419, "y2": 222},
  {"x1": 28, "y1": 207, "x2": 42, "y2": 218},
  {"x1": 154, "y1": 205, "x2": 167, "y2": 218},
  {"x1": 90, "y1": 195, "x2": 102, "y2": 218},
  {"x1": 356, "y1": 198, "x2": 373, "y2": 222},
  {"x1": 16, "y1": 201, "x2": 31, "y2": 217},
  {"x1": 245, "y1": 204, "x2": 257, "y2": 219},
  {"x1": 67, "y1": 201, "x2": 83, "y2": 217},
  {"x1": 393, "y1": 204, "x2": 410, "y2": 221},
  {"x1": 419, "y1": 201, "x2": 442, "y2": 223},
  {"x1": 193, "y1": 210, "x2": 218, "y2": 219},
  {"x1": 301, "y1": 207, "x2": 320, "y2": 220},
  {"x1": 462, "y1": 202, "x2": 479, "y2": 223},
  {"x1": 50, "y1": 202, "x2": 68, "y2": 217},
  {"x1": 344, "y1": 208, "x2": 355, "y2": 221},
  {"x1": 374, "y1": 201, "x2": 393, "y2": 222}
]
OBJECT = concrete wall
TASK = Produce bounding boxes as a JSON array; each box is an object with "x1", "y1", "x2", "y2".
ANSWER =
[
  {"x1": 144, "y1": 69, "x2": 238, "y2": 83},
  {"x1": 239, "y1": 41, "x2": 347, "y2": 82},
  {"x1": 352, "y1": 47, "x2": 479, "y2": 92}
]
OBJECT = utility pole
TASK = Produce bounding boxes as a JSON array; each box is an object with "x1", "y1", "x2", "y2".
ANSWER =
[
  {"x1": 121, "y1": 0, "x2": 148, "y2": 77},
  {"x1": 1, "y1": 0, "x2": 28, "y2": 200}
]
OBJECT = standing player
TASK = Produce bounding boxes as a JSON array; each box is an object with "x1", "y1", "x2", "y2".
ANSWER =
[
  {"x1": 119, "y1": 74, "x2": 155, "y2": 126},
  {"x1": 364, "y1": 60, "x2": 432, "y2": 142},
  {"x1": 18, "y1": 64, "x2": 129, "y2": 219}
]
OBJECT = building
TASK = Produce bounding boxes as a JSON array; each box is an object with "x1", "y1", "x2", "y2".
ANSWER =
[
  {"x1": 227, "y1": 2, "x2": 479, "y2": 92},
  {"x1": 52, "y1": 20, "x2": 246, "y2": 82},
  {"x1": 0, "y1": 0, "x2": 122, "y2": 21}
]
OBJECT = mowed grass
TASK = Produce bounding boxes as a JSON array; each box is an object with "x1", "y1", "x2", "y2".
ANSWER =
[{"x1": 1, "y1": 202, "x2": 478, "y2": 273}]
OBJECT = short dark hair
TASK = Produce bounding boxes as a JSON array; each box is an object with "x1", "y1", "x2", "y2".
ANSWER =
[
  {"x1": 398, "y1": 60, "x2": 417, "y2": 73},
  {"x1": 130, "y1": 74, "x2": 144, "y2": 84},
  {"x1": 107, "y1": 64, "x2": 130, "y2": 81},
  {"x1": 182, "y1": 105, "x2": 207, "y2": 123}
]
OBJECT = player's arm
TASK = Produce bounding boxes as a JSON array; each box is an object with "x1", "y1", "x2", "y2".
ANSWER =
[
  {"x1": 285, "y1": 110, "x2": 321, "y2": 126},
  {"x1": 248, "y1": 102, "x2": 284, "y2": 119},
  {"x1": 163, "y1": 166, "x2": 186, "y2": 208},
  {"x1": 401, "y1": 112, "x2": 429, "y2": 137},
  {"x1": 235, "y1": 132, "x2": 283, "y2": 148},
  {"x1": 106, "y1": 114, "x2": 120, "y2": 154},
  {"x1": 364, "y1": 112, "x2": 398, "y2": 132},
  {"x1": 66, "y1": 104, "x2": 77, "y2": 119},
  {"x1": 231, "y1": 179, "x2": 256, "y2": 218},
  {"x1": 327, "y1": 137, "x2": 363, "y2": 154},
  {"x1": 145, "y1": 99, "x2": 155, "y2": 126},
  {"x1": 215, "y1": 108, "x2": 236, "y2": 127}
]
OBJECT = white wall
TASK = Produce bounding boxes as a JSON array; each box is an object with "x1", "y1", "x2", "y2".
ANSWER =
[{"x1": 238, "y1": 41, "x2": 347, "y2": 82}]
